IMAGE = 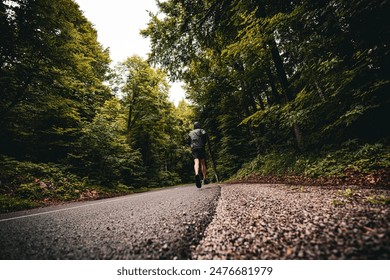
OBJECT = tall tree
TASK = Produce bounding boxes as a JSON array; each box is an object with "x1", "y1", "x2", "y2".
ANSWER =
[
  {"x1": 113, "y1": 55, "x2": 183, "y2": 186},
  {"x1": 0, "y1": 0, "x2": 111, "y2": 162},
  {"x1": 67, "y1": 98, "x2": 144, "y2": 186}
]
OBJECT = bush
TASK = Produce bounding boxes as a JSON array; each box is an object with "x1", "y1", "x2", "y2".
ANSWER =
[
  {"x1": 0, "y1": 156, "x2": 144, "y2": 212},
  {"x1": 305, "y1": 142, "x2": 390, "y2": 177},
  {"x1": 0, "y1": 156, "x2": 88, "y2": 203},
  {"x1": 233, "y1": 141, "x2": 390, "y2": 180},
  {"x1": 0, "y1": 195, "x2": 43, "y2": 213}
]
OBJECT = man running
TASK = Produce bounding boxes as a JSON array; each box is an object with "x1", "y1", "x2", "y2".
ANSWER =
[{"x1": 187, "y1": 122, "x2": 209, "y2": 188}]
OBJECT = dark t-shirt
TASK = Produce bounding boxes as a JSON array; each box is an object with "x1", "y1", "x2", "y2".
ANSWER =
[{"x1": 188, "y1": 128, "x2": 207, "y2": 150}]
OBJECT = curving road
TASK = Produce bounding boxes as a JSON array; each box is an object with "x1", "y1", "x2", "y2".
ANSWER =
[{"x1": 0, "y1": 184, "x2": 220, "y2": 260}]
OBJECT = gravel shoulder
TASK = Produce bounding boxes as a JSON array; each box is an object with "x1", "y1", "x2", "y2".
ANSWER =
[{"x1": 192, "y1": 184, "x2": 390, "y2": 260}]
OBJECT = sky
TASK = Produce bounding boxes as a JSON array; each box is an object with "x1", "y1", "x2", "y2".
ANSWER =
[{"x1": 74, "y1": 0, "x2": 185, "y2": 105}]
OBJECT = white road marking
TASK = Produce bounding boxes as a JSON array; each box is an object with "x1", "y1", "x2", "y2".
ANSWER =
[{"x1": 0, "y1": 192, "x2": 150, "y2": 223}]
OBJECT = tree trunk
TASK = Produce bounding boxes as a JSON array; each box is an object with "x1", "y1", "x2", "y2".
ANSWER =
[
  {"x1": 268, "y1": 39, "x2": 293, "y2": 102},
  {"x1": 265, "y1": 67, "x2": 282, "y2": 105},
  {"x1": 268, "y1": 39, "x2": 304, "y2": 148},
  {"x1": 293, "y1": 123, "x2": 303, "y2": 149}
]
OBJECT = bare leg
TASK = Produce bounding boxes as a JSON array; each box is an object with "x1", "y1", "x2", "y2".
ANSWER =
[
  {"x1": 194, "y1": 158, "x2": 202, "y2": 188},
  {"x1": 200, "y1": 159, "x2": 207, "y2": 180},
  {"x1": 194, "y1": 158, "x2": 200, "y2": 175}
]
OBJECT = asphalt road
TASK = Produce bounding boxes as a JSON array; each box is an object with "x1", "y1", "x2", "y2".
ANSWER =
[{"x1": 0, "y1": 184, "x2": 220, "y2": 260}]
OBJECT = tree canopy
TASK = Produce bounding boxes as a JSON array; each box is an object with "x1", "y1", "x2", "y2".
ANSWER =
[{"x1": 1, "y1": 0, "x2": 111, "y2": 162}]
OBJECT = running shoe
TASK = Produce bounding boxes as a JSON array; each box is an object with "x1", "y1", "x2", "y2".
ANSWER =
[{"x1": 195, "y1": 174, "x2": 201, "y2": 188}]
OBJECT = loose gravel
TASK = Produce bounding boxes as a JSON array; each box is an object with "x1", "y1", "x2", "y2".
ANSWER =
[{"x1": 192, "y1": 184, "x2": 390, "y2": 260}]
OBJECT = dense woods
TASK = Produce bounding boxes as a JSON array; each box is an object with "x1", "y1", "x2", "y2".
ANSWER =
[
  {"x1": 142, "y1": 0, "x2": 389, "y2": 181},
  {"x1": 0, "y1": 0, "x2": 193, "y2": 212},
  {"x1": 0, "y1": 0, "x2": 389, "y2": 212}
]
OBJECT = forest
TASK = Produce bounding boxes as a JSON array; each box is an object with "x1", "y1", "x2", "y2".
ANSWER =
[{"x1": 1, "y1": 0, "x2": 389, "y2": 212}]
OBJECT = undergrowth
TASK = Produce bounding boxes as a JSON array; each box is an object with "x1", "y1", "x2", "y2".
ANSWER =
[
  {"x1": 0, "y1": 156, "x2": 135, "y2": 213},
  {"x1": 233, "y1": 141, "x2": 390, "y2": 182}
]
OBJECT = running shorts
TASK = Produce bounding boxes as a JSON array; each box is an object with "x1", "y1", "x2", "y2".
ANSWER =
[{"x1": 192, "y1": 148, "x2": 206, "y2": 160}]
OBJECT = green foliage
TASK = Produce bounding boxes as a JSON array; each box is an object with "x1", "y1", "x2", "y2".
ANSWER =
[
  {"x1": 332, "y1": 199, "x2": 345, "y2": 207},
  {"x1": 366, "y1": 195, "x2": 390, "y2": 205},
  {"x1": 0, "y1": 155, "x2": 145, "y2": 212},
  {"x1": 67, "y1": 98, "x2": 145, "y2": 187},
  {"x1": 234, "y1": 150, "x2": 305, "y2": 178},
  {"x1": 0, "y1": 195, "x2": 43, "y2": 213},
  {"x1": 111, "y1": 56, "x2": 194, "y2": 186},
  {"x1": 153, "y1": 171, "x2": 182, "y2": 188},
  {"x1": 304, "y1": 142, "x2": 390, "y2": 177},
  {"x1": 337, "y1": 188, "x2": 356, "y2": 199},
  {"x1": 0, "y1": 0, "x2": 111, "y2": 162},
  {"x1": 144, "y1": 0, "x2": 389, "y2": 180},
  {"x1": 0, "y1": 156, "x2": 86, "y2": 208},
  {"x1": 0, "y1": 2, "x2": 196, "y2": 213},
  {"x1": 234, "y1": 142, "x2": 390, "y2": 180},
  {"x1": 332, "y1": 188, "x2": 361, "y2": 207}
]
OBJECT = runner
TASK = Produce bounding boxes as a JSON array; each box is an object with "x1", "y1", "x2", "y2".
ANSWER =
[{"x1": 187, "y1": 122, "x2": 209, "y2": 188}]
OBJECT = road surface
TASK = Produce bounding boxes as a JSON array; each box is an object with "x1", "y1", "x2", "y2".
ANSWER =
[
  {"x1": 0, "y1": 184, "x2": 220, "y2": 259},
  {"x1": 2, "y1": 183, "x2": 388, "y2": 260}
]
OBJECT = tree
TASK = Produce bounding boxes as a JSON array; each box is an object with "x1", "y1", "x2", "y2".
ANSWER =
[
  {"x1": 0, "y1": 0, "x2": 111, "y2": 162},
  {"x1": 67, "y1": 99, "x2": 144, "y2": 187},
  {"x1": 112, "y1": 55, "x2": 184, "y2": 186}
]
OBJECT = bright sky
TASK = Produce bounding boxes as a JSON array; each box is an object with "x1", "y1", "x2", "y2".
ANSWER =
[{"x1": 74, "y1": 0, "x2": 185, "y2": 106}]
